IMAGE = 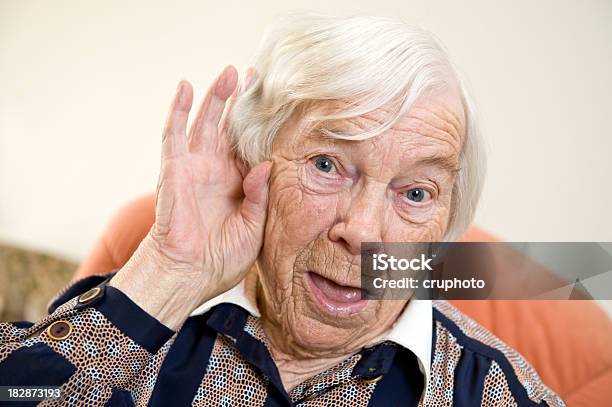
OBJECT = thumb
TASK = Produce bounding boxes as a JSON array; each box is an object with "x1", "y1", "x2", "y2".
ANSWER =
[{"x1": 239, "y1": 160, "x2": 272, "y2": 235}]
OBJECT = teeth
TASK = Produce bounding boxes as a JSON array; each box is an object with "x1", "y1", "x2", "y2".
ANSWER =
[{"x1": 344, "y1": 290, "x2": 358, "y2": 300}]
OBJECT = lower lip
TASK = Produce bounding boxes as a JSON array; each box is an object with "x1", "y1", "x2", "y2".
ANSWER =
[{"x1": 305, "y1": 272, "x2": 369, "y2": 315}]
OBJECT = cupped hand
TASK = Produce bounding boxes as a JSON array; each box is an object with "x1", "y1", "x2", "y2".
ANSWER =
[{"x1": 110, "y1": 66, "x2": 271, "y2": 329}]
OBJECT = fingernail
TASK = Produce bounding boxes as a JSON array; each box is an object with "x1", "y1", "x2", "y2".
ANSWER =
[
  {"x1": 176, "y1": 81, "x2": 186, "y2": 103},
  {"x1": 215, "y1": 66, "x2": 231, "y2": 95}
]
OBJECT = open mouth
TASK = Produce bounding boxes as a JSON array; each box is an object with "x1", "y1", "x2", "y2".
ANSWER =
[{"x1": 305, "y1": 271, "x2": 369, "y2": 314}]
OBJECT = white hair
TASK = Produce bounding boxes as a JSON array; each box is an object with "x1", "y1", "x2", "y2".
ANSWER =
[{"x1": 228, "y1": 13, "x2": 486, "y2": 241}]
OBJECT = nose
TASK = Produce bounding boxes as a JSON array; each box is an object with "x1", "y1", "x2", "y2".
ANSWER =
[{"x1": 328, "y1": 183, "x2": 385, "y2": 256}]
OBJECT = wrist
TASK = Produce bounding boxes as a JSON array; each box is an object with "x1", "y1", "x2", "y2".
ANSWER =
[{"x1": 108, "y1": 238, "x2": 210, "y2": 330}]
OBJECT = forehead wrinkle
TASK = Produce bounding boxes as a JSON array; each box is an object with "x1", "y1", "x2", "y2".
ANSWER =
[
  {"x1": 415, "y1": 97, "x2": 466, "y2": 136},
  {"x1": 285, "y1": 114, "x2": 337, "y2": 155},
  {"x1": 394, "y1": 114, "x2": 462, "y2": 154},
  {"x1": 283, "y1": 101, "x2": 463, "y2": 173},
  {"x1": 392, "y1": 129, "x2": 461, "y2": 173},
  {"x1": 423, "y1": 106, "x2": 464, "y2": 144},
  {"x1": 299, "y1": 115, "x2": 461, "y2": 176},
  {"x1": 328, "y1": 114, "x2": 386, "y2": 135},
  {"x1": 358, "y1": 107, "x2": 396, "y2": 126},
  {"x1": 394, "y1": 99, "x2": 464, "y2": 142},
  {"x1": 314, "y1": 103, "x2": 397, "y2": 136},
  {"x1": 355, "y1": 134, "x2": 459, "y2": 182},
  {"x1": 363, "y1": 136, "x2": 396, "y2": 179},
  {"x1": 317, "y1": 104, "x2": 463, "y2": 151}
]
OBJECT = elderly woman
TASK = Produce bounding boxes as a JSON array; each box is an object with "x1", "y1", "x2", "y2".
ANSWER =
[{"x1": 0, "y1": 14, "x2": 563, "y2": 406}]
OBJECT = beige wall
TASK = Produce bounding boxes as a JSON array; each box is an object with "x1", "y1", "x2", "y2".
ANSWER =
[{"x1": 1, "y1": 0, "x2": 611, "y2": 261}]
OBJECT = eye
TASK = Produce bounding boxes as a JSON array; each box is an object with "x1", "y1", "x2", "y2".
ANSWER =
[
  {"x1": 404, "y1": 188, "x2": 429, "y2": 203},
  {"x1": 313, "y1": 155, "x2": 336, "y2": 173}
]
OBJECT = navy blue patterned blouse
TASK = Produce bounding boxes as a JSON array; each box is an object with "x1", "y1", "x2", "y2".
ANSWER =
[{"x1": 0, "y1": 274, "x2": 564, "y2": 406}]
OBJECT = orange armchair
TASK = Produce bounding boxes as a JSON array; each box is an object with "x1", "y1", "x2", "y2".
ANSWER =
[{"x1": 74, "y1": 194, "x2": 612, "y2": 406}]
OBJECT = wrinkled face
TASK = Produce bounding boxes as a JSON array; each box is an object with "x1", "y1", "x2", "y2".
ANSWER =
[{"x1": 257, "y1": 89, "x2": 466, "y2": 355}]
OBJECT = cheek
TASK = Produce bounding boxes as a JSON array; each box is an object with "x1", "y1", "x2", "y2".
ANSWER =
[
  {"x1": 384, "y1": 207, "x2": 451, "y2": 242},
  {"x1": 268, "y1": 162, "x2": 340, "y2": 239},
  {"x1": 390, "y1": 210, "x2": 450, "y2": 241},
  {"x1": 259, "y1": 161, "x2": 341, "y2": 282}
]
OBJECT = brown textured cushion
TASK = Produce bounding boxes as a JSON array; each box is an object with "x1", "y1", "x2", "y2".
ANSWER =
[
  {"x1": 0, "y1": 244, "x2": 76, "y2": 321},
  {"x1": 73, "y1": 193, "x2": 612, "y2": 405}
]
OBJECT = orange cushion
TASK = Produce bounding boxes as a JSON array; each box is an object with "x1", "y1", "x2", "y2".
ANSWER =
[
  {"x1": 74, "y1": 194, "x2": 155, "y2": 280},
  {"x1": 74, "y1": 193, "x2": 612, "y2": 405}
]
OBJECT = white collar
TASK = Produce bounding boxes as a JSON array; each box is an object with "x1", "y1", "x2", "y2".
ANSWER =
[
  {"x1": 191, "y1": 278, "x2": 261, "y2": 318},
  {"x1": 190, "y1": 279, "x2": 432, "y2": 387},
  {"x1": 365, "y1": 298, "x2": 432, "y2": 387}
]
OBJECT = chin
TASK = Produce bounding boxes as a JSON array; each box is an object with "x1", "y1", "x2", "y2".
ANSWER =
[
  {"x1": 286, "y1": 310, "x2": 359, "y2": 353},
  {"x1": 282, "y1": 285, "x2": 374, "y2": 353}
]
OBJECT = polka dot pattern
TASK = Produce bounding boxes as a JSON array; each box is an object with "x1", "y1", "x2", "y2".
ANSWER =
[
  {"x1": 241, "y1": 314, "x2": 379, "y2": 407},
  {"x1": 291, "y1": 354, "x2": 377, "y2": 407},
  {"x1": 192, "y1": 335, "x2": 268, "y2": 406},
  {"x1": 481, "y1": 361, "x2": 518, "y2": 407},
  {"x1": 432, "y1": 301, "x2": 565, "y2": 407},
  {"x1": 42, "y1": 372, "x2": 112, "y2": 406},
  {"x1": 128, "y1": 336, "x2": 177, "y2": 407},
  {"x1": 40, "y1": 308, "x2": 151, "y2": 389},
  {"x1": 1, "y1": 294, "x2": 565, "y2": 407},
  {"x1": 419, "y1": 323, "x2": 461, "y2": 407}
]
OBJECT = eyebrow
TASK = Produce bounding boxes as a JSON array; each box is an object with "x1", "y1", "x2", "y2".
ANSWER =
[{"x1": 411, "y1": 153, "x2": 461, "y2": 173}]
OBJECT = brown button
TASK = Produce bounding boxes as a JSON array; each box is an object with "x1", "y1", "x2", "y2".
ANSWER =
[
  {"x1": 360, "y1": 374, "x2": 384, "y2": 384},
  {"x1": 78, "y1": 287, "x2": 102, "y2": 304},
  {"x1": 303, "y1": 392, "x2": 318, "y2": 402},
  {"x1": 47, "y1": 320, "x2": 73, "y2": 340}
]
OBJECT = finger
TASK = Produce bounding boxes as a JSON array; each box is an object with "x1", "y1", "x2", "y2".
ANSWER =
[
  {"x1": 188, "y1": 65, "x2": 238, "y2": 152},
  {"x1": 219, "y1": 67, "x2": 258, "y2": 136},
  {"x1": 239, "y1": 161, "x2": 272, "y2": 235},
  {"x1": 162, "y1": 80, "x2": 193, "y2": 159}
]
